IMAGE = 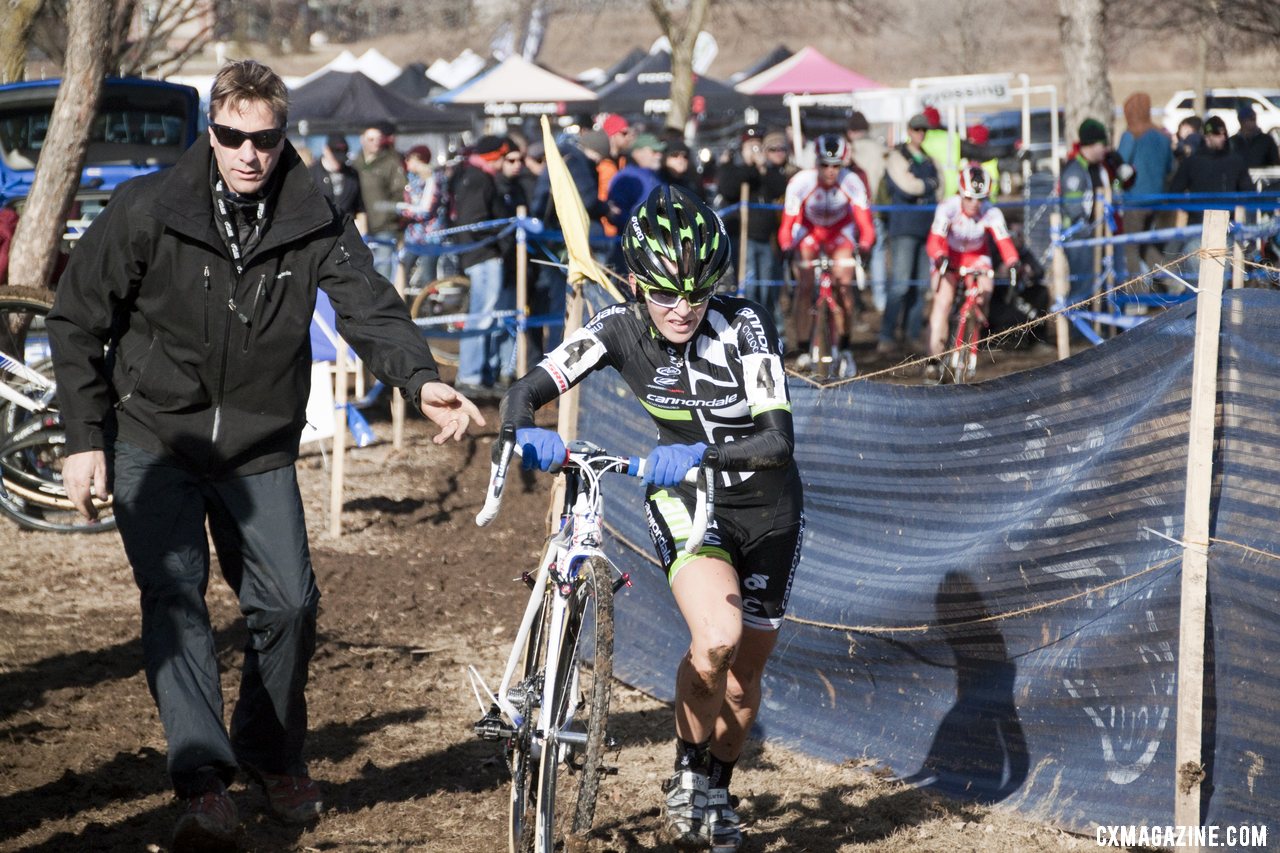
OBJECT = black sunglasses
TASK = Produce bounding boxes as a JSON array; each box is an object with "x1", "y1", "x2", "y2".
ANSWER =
[{"x1": 209, "y1": 122, "x2": 286, "y2": 151}]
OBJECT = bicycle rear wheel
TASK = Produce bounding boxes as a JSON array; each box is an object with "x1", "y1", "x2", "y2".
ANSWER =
[
  {"x1": 534, "y1": 556, "x2": 614, "y2": 851},
  {"x1": 410, "y1": 275, "x2": 470, "y2": 368}
]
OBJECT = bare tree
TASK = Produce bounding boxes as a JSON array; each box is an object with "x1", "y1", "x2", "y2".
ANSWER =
[
  {"x1": 0, "y1": 0, "x2": 48, "y2": 84},
  {"x1": 647, "y1": 0, "x2": 713, "y2": 131},
  {"x1": 8, "y1": 0, "x2": 110, "y2": 293},
  {"x1": 1058, "y1": 0, "x2": 1113, "y2": 142},
  {"x1": 31, "y1": 0, "x2": 213, "y2": 77}
]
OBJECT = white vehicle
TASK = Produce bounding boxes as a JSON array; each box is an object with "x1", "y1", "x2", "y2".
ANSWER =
[{"x1": 1161, "y1": 88, "x2": 1280, "y2": 138}]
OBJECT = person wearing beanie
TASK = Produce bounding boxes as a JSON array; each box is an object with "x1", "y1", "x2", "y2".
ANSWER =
[
  {"x1": 1117, "y1": 92, "x2": 1174, "y2": 276},
  {"x1": 450, "y1": 134, "x2": 516, "y2": 396},
  {"x1": 606, "y1": 132, "x2": 666, "y2": 230},
  {"x1": 660, "y1": 138, "x2": 703, "y2": 199},
  {"x1": 1170, "y1": 113, "x2": 1253, "y2": 264},
  {"x1": 401, "y1": 143, "x2": 445, "y2": 285},
  {"x1": 1229, "y1": 103, "x2": 1280, "y2": 169},
  {"x1": 1060, "y1": 117, "x2": 1112, "y2": 302}
]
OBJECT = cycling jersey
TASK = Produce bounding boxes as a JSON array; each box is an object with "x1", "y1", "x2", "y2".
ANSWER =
[
  {"x1": 778, "y1": 168, "x2": 875, "y2": 254},
  {"x1": 925, "y1": 195, "x2": 1020, "y2": 271},
  {"x1": 503, "y1": 296, "x2": 804, "y2": 623}
]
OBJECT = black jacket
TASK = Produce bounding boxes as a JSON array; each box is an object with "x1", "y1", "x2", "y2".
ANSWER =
[
  {"x1": 1169, "y1": 145, "x2": 1254, "y2": 225},
  {"x1": 448, "y1": 162, "x2": 508, "y2": 270},
  {"x1": 717, "y1": 161, "x2": 789, "y2": 243},
  {"x1": 48, "y1": 140, "x2": 439, "y2": 477},
  {"x1": 308, "y1": 159, "x2": 365, "y2": 221}
]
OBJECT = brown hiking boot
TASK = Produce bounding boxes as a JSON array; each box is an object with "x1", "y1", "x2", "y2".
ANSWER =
[
  {"x1": 172, "y1": 785, "x2": 238, "y2": 852},
  {"x1": 244, "y1": 766, "x2": 323, "y2": 824}
]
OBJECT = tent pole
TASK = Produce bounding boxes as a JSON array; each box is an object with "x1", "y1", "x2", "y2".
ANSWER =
[{"x1": 1173, "y1": 209, "x2": 1228, "y2": 841}]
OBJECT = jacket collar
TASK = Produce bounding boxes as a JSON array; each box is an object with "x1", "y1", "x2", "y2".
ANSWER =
[{"x1": 153, "y1": 140, "x2": 336, "y2": 259}]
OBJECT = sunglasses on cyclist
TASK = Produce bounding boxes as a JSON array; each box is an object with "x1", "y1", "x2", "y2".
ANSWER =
[
  {"x1": 641, "y1": 283, "x2": 714, "y2": 308},
  {"x1": 209, "y1": 122, "x2": 286, "y2": 151}
]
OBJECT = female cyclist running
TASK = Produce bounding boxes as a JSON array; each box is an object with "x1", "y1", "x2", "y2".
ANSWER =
[{"x1": 499, "y1": 185, "x2": 804, "y2": 852}]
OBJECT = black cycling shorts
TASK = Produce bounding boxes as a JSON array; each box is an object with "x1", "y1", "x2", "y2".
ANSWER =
[{"x1": 643, "y1": 485, "x2": 803, "y2": 631}]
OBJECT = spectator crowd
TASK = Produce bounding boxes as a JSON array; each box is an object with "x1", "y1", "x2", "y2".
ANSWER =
[{"x1": 292, "y1": 95, "x2": 1277, "y2": 389}]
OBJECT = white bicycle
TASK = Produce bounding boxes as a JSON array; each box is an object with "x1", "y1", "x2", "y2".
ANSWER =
[
  {"x1": 0, "y1": 286, "x2": 114, "y2": 532},
  {"x1": 470, "y1": 427, "x2": 712, "y2": 853}
]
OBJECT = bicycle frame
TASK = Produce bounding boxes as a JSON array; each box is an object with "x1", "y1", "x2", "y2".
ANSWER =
[
  {"x1": 470, "y1": 431, "x2": 712, "y2": 852},
  {"x1": 796, "y1": 252, "x2": 862, "y2": 380},
  {"x1": 0, "y1": 350, "x2": 57, "y2": 414},
  {"x1": 948, "y1": 266, "x2": 994, "y2": 383}
]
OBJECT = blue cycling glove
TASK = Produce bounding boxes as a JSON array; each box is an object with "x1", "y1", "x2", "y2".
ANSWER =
[
  {"x1": 643, "y1": 443, "x2": 707, "y2": 488},
  {"x1": 516, "y1": 427, "x2": 566, "y2": 472}
]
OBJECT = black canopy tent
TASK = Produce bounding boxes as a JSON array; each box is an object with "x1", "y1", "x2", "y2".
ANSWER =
[
  {"x1": 384, "y1": 62, "x2": 448, "y2": 102},
  {"x1": 593, "y1": 51, "x2": 746, "y2": 122},
  {"x1": 289, "y1": 70, "x2": 473, "y2": 134},
  {"x1": 728, "y1": 44, "x2": 793, "y2": 84}
]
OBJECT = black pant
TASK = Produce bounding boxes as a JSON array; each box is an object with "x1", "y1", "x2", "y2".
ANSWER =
[{"x1": 113, "y1": 442, "x2": 320, "y2": 797}]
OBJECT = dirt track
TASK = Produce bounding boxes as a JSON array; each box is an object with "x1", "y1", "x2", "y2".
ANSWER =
[{"x1": 1, "y1": 363, "x2": 1121, "y2": 852}]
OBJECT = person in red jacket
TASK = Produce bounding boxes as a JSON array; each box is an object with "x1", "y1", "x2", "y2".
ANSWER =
[
  {"x1": 778, "y1": 134, "x2": 875, "y2": 366},
  {"x1": 924, "y1": 165, "x2": 1020, "y2": 376}
]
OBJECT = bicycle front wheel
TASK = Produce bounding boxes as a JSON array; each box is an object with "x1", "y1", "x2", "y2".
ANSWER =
[
  {"x1": 534, "y1": 556, "x2": 614, "y2": 852},
  {"x1": 410, "y1": 275, "x2": 470, "y2": 368}
]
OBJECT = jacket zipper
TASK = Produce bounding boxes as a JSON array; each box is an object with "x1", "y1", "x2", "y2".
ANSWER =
[
  {"x1": 336, "y1": 241, "x2": 377, "y2": 294},
  {"x1": 242, "y1": 273, "x2": 268, "y2": 353},
  {"x1": 211, "y1": 270, "x2": 238, "y2": 444},
  {"x1": 202, "y1": 265, "x2": 211, "y2": 344}
]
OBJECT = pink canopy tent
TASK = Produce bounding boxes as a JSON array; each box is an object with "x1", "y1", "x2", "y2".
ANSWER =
[{"x1": 735, "y1": 45, "x2": 881, "y2": 96}]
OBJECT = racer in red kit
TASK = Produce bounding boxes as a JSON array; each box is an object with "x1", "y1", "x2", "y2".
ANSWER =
[{"x1": 778, "y1": 134, "x2": 875, "y2": 366}]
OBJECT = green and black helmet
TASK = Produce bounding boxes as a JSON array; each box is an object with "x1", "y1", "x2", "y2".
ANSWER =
[{"x1": 622, "y1": 184, "x2": 731, "y2": 305}]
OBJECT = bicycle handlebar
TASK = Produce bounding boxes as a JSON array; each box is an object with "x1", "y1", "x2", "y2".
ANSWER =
[{"x1": 476, "y1": 428, "x2": 715, "y2": 555}]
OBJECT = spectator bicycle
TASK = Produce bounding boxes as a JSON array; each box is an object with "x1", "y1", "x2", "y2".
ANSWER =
[
  {"x1": 408, "y1": 272, "x2": 471, "y2": 367},
  {"x1": 468, "y1": 427, "x2": 713, "y2": 853},
  {"x1": 795, "y1": 251, "x2": 862, "y2": 381},
  {"x1": 0, "y1": 285, "x2": 114, "y2": 532}
]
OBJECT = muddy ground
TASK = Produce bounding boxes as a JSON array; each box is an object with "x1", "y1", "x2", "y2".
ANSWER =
[{"x1": 0, "y1": 335, "x2": 1122, "y2": 853}]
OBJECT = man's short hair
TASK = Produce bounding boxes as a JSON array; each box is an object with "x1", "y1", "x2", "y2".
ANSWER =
[
  {"x1": 1203, "y1": 115, "x2": 1228, "y2": 136},
  {"x1": 209, "y1": 59, "x2": 289, "y2": 126}
]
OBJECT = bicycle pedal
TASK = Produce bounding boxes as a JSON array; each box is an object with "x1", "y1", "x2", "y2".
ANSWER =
[{"x1": 473, "y1": 705, "x2": 515, "y2": 741}]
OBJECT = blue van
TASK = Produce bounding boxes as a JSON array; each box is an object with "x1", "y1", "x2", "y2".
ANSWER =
[{"x1": 0, "y1": 76, "x2": 200, "y2": 207}]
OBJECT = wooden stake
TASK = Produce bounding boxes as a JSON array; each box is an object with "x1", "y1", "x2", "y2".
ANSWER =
[
  {"x1": 392, "y1": 251, "x2": 406, "y2": 451},
  {"x1": 548, "y1": 278, "x2": 587, "y2": 529},
  {"x1": 1050, "y1": 210, "x2": 1070, "y2": 361},
  {"x1": 1173, "y1": 208, "x2": 1228, "y2": 839},
  {"x1": 1231, "y1": 206, "x2": 1244, "y2": 290},
  {"x1": 516, "y1": 205, "x2": 529, "y2": 376},
  {"x1": 329, "y1": 342, "x2": 348, "y2": 539}
]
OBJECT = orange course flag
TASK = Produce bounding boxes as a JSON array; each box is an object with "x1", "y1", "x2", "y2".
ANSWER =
[{"x1": 539, "y1": 116, "x2": 622, "y2": 301}]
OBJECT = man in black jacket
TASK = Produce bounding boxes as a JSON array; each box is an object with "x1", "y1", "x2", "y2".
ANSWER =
[
  {"x1": 308, "y1": 133, "x2": 366, "y2": 230},
  {"x1": 449, "y1": 135, "x2": 516, "y2": 395},
  {"x1": 48, "y1": 60, "x2": 483, "y2": 852},
  {"x1": 1170, "y1": 115, "x2": 1254, "y2": 268},
  {"x1": 717, "y1": 128, "x2": 791, "y2": 327}
]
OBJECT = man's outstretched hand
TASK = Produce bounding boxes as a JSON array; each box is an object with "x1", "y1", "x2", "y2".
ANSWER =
[{"x1": 419, "y1": 381, "x2": 487, "y2": 444}]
